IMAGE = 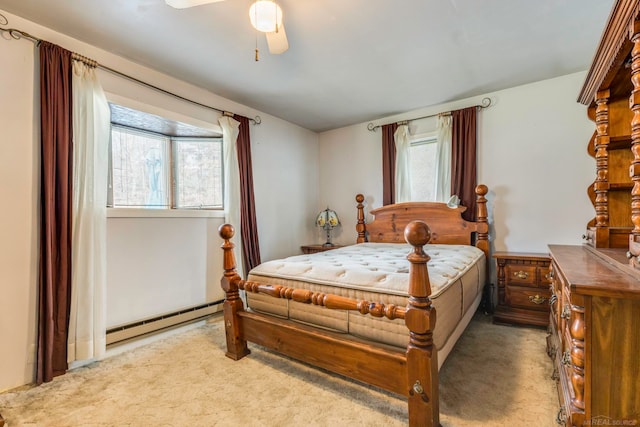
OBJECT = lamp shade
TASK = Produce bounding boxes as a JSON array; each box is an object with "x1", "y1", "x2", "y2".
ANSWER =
[
  {"x1": 316, "y1": 208, "x2": 340, "y2": 229},
  {"x1": 249, "y1": 1, "x2": 283, "y2": 33}
]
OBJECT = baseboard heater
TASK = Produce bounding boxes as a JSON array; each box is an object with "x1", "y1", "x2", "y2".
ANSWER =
[{"x1": 106, "y1": 300, "x2": 224, "y2": 346}]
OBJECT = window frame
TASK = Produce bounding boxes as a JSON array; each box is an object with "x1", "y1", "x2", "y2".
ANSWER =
[{"x1": 409, "y1": 131, "x2": 438, "y2": 147}]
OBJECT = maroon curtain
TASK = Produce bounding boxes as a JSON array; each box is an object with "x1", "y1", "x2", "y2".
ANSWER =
[
  {"x1": 381, "y1": 123, "x2": 398, "y2": 206},
  {"x1": 235, "y1": 115, "x2": 261, "y2": 273},
  {"x1": 451, "y1": 107, "x2": 477, "y2": 221},
  {"x1": 37, "y1": 42, "x2": 73, "y2": 384}
]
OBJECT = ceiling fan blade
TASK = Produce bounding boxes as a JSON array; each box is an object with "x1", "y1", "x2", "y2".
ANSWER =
[
  {"x1": 266, "y1": 24, "x2": 289, "y2": 54},
  {"x1": 165, "y1": 0, "x2": 226, "y2": 9}
]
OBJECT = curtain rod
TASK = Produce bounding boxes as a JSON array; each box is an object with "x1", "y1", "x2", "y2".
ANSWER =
[
  {"x1": 0, "y1": 13, "x2": 261, "y2": 125},
  {"x1": 366, "y1": 97, "x2": 492, "y2": 132}
]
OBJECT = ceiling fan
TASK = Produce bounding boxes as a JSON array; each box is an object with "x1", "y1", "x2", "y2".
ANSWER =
[{"x1": 165, "y1": 0, "x2": 289, "y2": 59}]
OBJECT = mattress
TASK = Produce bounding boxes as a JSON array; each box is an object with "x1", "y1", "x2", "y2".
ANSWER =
[{"x1": 246, "y1": 242, "x2": 485, "y2": 365}]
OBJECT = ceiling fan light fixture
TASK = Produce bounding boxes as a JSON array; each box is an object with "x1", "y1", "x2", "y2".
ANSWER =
[{"x1": 249, "y1": 1, "x2": 283, "y2": 33}]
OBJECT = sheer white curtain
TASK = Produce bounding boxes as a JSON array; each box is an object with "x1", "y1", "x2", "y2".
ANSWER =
[
  {"x1": 394, "y1": 124, "x2": 412, "y2": 203},
  {"x1": 68, "y1": 60, "x2": 110, "y2": 363},
  {"x1": 219, "y1": 116, "x2": 244, "y2": 278},
  {"x1": 435, "y1": 114, "x2": 452, "y2": 202}
]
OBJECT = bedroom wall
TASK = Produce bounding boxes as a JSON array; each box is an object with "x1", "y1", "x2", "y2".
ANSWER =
[
  {"x1": 0, "y1": 21, "x2": 39, "y2": 395},
  {"x1": 318, "y1": 71, "x2": 594, "y2": 269},
  {"x1": 0, "y1": 9, "x2": 319, "y2": 392}
]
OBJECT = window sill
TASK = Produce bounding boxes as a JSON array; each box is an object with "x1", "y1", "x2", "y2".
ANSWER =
[{"x1": 107, "y1": 208, "x2": 225, "y2": 219}]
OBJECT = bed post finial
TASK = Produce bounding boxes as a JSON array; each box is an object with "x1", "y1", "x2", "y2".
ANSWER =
[
  {"x1": 404, "y1": 220, "x2": 439, "y2": 426},
  {"x1": 356, "y1": 194, "x2": 366, "y2": 243},
  {"x1": 219, "y1": 224, "x2": 250, "y2": 361}
]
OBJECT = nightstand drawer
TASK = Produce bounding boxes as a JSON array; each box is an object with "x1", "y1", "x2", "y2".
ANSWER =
[
  {"x1": 506, "y1": 286, "x2": 551, "y2": 311},
  {"x1": 505, "y1": 265, "x2": 537, "y2": 286},
  {"x1": 540, "y1": 266, "x2": 552, "y2": 286}
]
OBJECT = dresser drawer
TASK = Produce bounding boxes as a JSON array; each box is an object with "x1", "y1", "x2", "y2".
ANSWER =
[
  {"x1": 540, "y1": 266, "x2": 552, "y2": 287},
  {"x1": 506, "y1": 286, "x2": 551, "y2": 311}
]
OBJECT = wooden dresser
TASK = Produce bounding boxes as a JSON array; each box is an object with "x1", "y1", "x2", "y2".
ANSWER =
[
  {"x1": 547, "y1": 245, "x2": 640, "y2": 426},
  {"x1": 550, "y1": 1, "x2": 640, "y2": 425},
  {"x1": 492, "y1": 252, "x2": 551, "y2": 327}
]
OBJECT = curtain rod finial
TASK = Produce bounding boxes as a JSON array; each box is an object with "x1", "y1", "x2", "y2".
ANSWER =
[{"x1": 367, "y1": 123, "x2": 379, "y2": 132}]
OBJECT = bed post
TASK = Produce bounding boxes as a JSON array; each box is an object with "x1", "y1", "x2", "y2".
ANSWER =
[
  {"x1": 356, "y1": 194, "x2": 367, "y2": 243},
  {"x1": 474, "y1": 184, "x2": 492, "y2": 313},
  {"x1": 404, "y1": 221, "x2": 439, "y2": 427},
  {"x1": 219, "y1": 224, "x2": 250, "y2": 361},
  {"x1": 474, "y1": 184, "x2": 489, "y2": 256}
]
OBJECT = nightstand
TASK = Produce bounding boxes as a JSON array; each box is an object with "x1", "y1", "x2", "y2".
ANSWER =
[
  {"x1": 492, "y1": 251, "x2": 551, "y2": 327},
  {"x1": 301, "y1": 244, "x2": 344, "y2": 254}
]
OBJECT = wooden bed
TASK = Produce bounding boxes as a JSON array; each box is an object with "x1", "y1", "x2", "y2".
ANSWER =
[{"x1": 218, "y1": 184, "x2": 489, "y2": 426}]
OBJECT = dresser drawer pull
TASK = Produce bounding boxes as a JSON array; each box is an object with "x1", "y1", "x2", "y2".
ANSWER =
[
  {"x1": 513, "y1": 270, "x2": 529, "y2": 280},
  {"x1": 529, "y1": 295, "x2": 547, "y2": 305},
  {"x1": 547, "y1": 270, "x2": 554, "y2": 280},
  {"x1": 556, "y1": 407, "x2": 567, "y2": 424},
  {"x1": 560, "y1": 305, "x2": 571, "y2": 319},
  {"x1": 549, "y1": 294, "x2": 557, "y2": 306},
  {"x1": 561, "y1": 351, "x2": 571, "y2": 366}
]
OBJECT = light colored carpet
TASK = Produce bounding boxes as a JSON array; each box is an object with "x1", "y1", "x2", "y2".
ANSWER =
[{"x1": 0, "y1": 312, "x2": 559, "y2": 426}]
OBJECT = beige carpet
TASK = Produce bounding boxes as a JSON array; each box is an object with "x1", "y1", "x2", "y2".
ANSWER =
[{"x1": 0, "y1": 313, "x2": 558, "y2": 426}]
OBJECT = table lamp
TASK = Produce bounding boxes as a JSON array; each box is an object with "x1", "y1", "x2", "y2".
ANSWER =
[{"x1": 316, "y1": 207, "x2": 340, "y2": 247}]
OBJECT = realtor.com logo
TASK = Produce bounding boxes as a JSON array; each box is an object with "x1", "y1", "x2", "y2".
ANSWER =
[{"x1": 584, "y1": 416, "x2": 638, "y2": 426}]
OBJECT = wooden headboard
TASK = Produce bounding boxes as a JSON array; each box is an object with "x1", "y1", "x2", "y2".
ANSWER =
[{"x1": 356, "y1": 184, "x2": 489, "y2": 258}]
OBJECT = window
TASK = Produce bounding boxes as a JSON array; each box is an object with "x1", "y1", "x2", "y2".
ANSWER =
[
  {"x1": 108, "y1": 121, "x2": 223, "y2": 210},
  {"x1": 408, "y1": 133, "x2": 438, "y2": 201},
  {"x1": 174, "y1": 138, "x2": 223, "y2": 208},
  {"x1": 110, "y1": 126, "x2": 171, "y2": 208}
]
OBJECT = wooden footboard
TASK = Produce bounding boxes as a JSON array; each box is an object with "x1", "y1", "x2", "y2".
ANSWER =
[{"x1": 219, "y1": 221, "x2": 439, "y2": 426}]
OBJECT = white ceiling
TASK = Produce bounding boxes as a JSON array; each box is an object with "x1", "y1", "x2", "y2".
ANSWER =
[{"x1": 0, "y1": 0, "x2": 615, "y2": 132}]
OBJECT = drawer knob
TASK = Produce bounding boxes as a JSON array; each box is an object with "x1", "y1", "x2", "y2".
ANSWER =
[
  {"x1": 529, "y1": 295, "x2": 547, "y2": 305},
  {"x1": 549, "y1": 294, "x2": 557, "y2": 306},
  {"x1": 560, "y1": 305, "x2": 571, "y2": 319},
  {"x1": 513, "y1": 270, "x2": 529, "y2": 280}
]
